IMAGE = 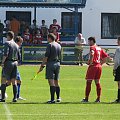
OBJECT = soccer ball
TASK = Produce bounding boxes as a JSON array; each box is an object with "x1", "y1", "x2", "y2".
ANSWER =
[{"x1": 0, "y1": 93, "x2": 8, "y2": 99}]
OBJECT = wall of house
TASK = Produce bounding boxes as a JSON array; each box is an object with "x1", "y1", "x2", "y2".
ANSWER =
[{"x1": 0, "y1": 0, "x2": 120, "y2": 45}]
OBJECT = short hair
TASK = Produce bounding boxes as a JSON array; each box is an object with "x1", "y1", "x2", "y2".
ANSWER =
[
  {"x1": 53, "y1": 19, "x2": 57, "y2": 22},
  {"x1": 15, "y1": 36, "x2": 23, "y2": 43},
  {"x1": 33, "y1": 19, "x2": 36, "y2": 23},
  {"x1": 88, "y1": 37, "x2": 96, "y2": 43},
  {"x1": 7, "y1": 31, "x2": 14, "y2": 39},
  {"x1": 48, "y1": 33, "x2": 56, "y2": 41},
  {"x1": 42, "y1": 20, "x2": 45, "y2": 23},
  {"x1": 117, "y1": 37, "x2": 120, "y2": 41}
]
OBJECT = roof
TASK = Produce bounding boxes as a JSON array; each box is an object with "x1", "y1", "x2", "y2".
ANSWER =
[{"x1": 0, "y1": 0, "x2": 87, "y2": 8}]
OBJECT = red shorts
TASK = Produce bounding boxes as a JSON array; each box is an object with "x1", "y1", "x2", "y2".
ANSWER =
[{"x1": 86, "y1": 64, "x2": 102, "y2": 80}]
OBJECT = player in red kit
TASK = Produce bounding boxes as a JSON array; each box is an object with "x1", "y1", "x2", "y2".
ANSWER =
[{"x1": 81, "y1": 37, "x2": 109, "y2": 103}]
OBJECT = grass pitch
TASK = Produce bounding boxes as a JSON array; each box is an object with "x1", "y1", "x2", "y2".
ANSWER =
[{"x1": 0, "y1": 65, "x2": 120, "y2": 120}]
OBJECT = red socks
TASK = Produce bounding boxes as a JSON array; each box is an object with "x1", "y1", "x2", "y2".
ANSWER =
[
  {"x1": 96, "y1": 83, "x2": 101, "y2": 100},
  {"x1": 85, "y1": 82, "x2": 92, "y2": 100}
]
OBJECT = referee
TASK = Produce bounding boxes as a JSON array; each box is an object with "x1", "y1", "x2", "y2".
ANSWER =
[
  {"x1": 113, "y1": 37, "x2": 120, "y2": 103},
  {"x1": 39, "y1": 33, "x2": 61, "y2": 104},
  {"x1": 0, "y1": 31, "x2": 20, "y2": 102}
]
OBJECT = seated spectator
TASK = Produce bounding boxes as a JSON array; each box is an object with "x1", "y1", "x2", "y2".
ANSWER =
[
  {"x1": 23, "y1": 27, "x2": 32, "y2": 44},
  {"x1": 52, "y1": 27, "x2": 60, "y2": 43},
  {"x1": 33, "y1": 29, "x2": 43, "y2": 44},
  {"x1": 40, "y1": 20, "x2": 48, "y2": 38},
  {"x1": 49, "y1": 19, "x2": 61, "y2": 32}
]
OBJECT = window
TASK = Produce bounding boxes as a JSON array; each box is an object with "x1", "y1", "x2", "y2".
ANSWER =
[
  {"x1": 61, "y1": 12, "x2": 82, "y2": 35},
  {"x1": 101, "y1": 13, "x2": 120, "y2": 39},
  {"x1": 6, "y1": 11, "x2": 31, "y2": 26}
]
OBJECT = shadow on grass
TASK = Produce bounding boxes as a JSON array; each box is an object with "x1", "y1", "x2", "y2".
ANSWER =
[{"x1": 1, "y1": 101, "x2": 120, "y2": 105}]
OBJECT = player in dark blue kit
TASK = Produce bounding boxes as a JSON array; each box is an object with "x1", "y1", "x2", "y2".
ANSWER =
[{"x1": 39, "y1": 33, "x2": 61, "y2": 104}]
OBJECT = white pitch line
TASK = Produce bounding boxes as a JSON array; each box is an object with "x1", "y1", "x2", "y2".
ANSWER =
[{"x1": 3, "y1": 103, "x2": 13, "y2": 120}]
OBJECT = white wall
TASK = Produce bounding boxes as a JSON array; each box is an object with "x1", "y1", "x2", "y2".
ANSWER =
[{"x1": 0, "y1": 0, "x2": 120, "y2": 45}]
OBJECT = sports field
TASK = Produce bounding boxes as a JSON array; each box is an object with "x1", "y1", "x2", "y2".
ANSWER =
[{"x1": 0, "y1": 65, "x2": 120, "y2": 120}]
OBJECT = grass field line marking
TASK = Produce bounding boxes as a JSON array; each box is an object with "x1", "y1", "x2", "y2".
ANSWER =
[{"x1": 3, "y1": 103, "x2": 13, "y2": 120}]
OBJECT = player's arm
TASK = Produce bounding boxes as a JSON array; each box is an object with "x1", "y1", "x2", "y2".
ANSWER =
[
  {"x1": 88, "y1": 49, "x2": 94, "y2": 65},
  {"x1": 39, "y1": 44, "x2": 51, "y2": 72},
  {"x1": 1, "y1": 43, "x2": 9, "y2": 67},
  {"x1": 39, "y1": 57, "x2": 48, "y2": 72}
]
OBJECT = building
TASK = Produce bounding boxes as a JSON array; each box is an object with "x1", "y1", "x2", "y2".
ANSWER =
[{"x1": 0, "y1": 0, "x2": 120, "y2": 45}]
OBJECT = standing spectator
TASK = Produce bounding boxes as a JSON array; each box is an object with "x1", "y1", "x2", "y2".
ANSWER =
[
  {"x1": 74, "y1": 33, "x2": 86, "y2": 66},
  {"x1": 0, "y1": 20, "x2": 4, "y2": 42},
  {"x1": 40, "y1": 20, "x2": 48, "y2": 38},
  {"x1": 113, "y1": 37, "x2": 120, "y2": 103},
  {"x1": 23, "y1": 27, "x2": 32, "y2": 44},
  {"x1": 4, "y1": 20, "x2": 10, "y2": 32},
  {"x1": 10, "y1": 16, "x2": 20, "y2": 38},
  {"x1": 49, "y1": 19, "x2": 61, "y2": 32},
  {"x1": 30, "y1": 19, "x2": 39, "y2": 31},
  {"x1": 52, "y1": 27, "x2": 60, "y2": 43},
  {"x1": 33, "y1": 29, "x2": 43, "y2": 44},
  {"x1": 20, "y1": 21, "x2": 27, "y2": 36}
]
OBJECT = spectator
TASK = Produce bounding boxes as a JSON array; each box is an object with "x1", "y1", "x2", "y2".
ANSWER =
[
  {"x1": 10, "y1": 16, "x2": 20, "y2": 37},
  {"x1": 4, "y1": 20, "x2": 10, "y2": 32},
  {"x1": 49, "y1": 19, "x2": 61, "y2": 32},
  {"x1": 52, "y1": 27, "x2": 60, "y2": 43},
  {"x1": 40, "y1": 20, "x2": 48, "y2": 38},
  {"x1": 20, "y1": 21, "x2": 27, "y2": 36},
  {"x1": 74, "y1": 33, "x2": 86, "y2": 66},
  {"x1": 30, "y1": 19, "x2": 39, "y2": 31},
  {"x1": 0, "y1": 20, "x2": 4, "y2": 41},
  {"x1": 33, "y1": 29, "x2": 43, "y2": 44},
  {"x1": 23, "y1": 27, "x2": 32, "y2": 44}
]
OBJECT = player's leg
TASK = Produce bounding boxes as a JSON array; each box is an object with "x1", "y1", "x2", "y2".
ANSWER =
[
  {"x1": 94, "y1": 80, "x2": 101, "y2": 102},
  {"x1": 94, "y1": 65, "x2": 102, "y2": 102},
  {"x1": 0, "y1": 76, "x2": 7, "y2": 102},
  {"x1": 11, "y1": 65, "x2": 18, "y2": 102},
  {"x1": 46, "y1": 63, "x2": 55, "y2": 103},
  {"x1": 54, "y1": 63, "x2": 61, "y2": 102},
  {"x1": 83, "y1": 80, "x2": 92, "y2": 102},
  {"x1": 48, "y1": 80, "x2": 55, "y2": 103},
  {"x1": 0, "y1": 69, "x2": 7, "y2": 102},
  {"x1": 82, "y1": 66, "x2": 95, "y2": 102},
  {"x1": 114, "y1": 66, "x2": 120, "y2": 102}
]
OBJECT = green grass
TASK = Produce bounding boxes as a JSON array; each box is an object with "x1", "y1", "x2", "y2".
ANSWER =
[{"x1": 0, "y1": 65, "x2": 120, "y2": 120}]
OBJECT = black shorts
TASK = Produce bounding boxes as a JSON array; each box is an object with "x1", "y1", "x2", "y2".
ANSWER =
[
  {"x1": 46, "y1": 62, "x2": 60, "y2": 80},
  {"x1": 114, "y1": 66, "x2": 120, "y2": 81},
  {"x1": 3, "y1": 61, "x2": 18, "y2": 80}
]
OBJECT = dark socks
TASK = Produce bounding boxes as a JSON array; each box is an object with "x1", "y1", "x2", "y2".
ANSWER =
[
  {"x1": 17, "y1": 83, "x2": 21, "y2": 98},
  {"x1": 1, "y1": 84, "x2": 6, "y2": 100},
  {"x1": 117, "y1": 89, "x2": 120, "y2": 100},
  {"x1": 56, "y1": 86, "x2": 60, "y2": 99},
  {"x1": 85, "y1": 82, "x2": 92, "y2": 100},
  {"x1": 50, "y1": 86, "x2": 55, "y2": 101},
  {"x1": 13, "y1": 85, "x2": 17, "y2": 100}
]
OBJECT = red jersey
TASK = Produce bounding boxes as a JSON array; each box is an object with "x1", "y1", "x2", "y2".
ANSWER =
[
  {"x1": 89, "y1": 45, "x2": 108, "y2": 65},
  {"x1": 49, "y1": 24, "x2": 61, "y2": 31},
  {"x1": 33, "y1": 34, "x2": 43, "y2": 44},
  {"x1": 23, "y1": 32, "x2": 32, "y2": 42}
]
